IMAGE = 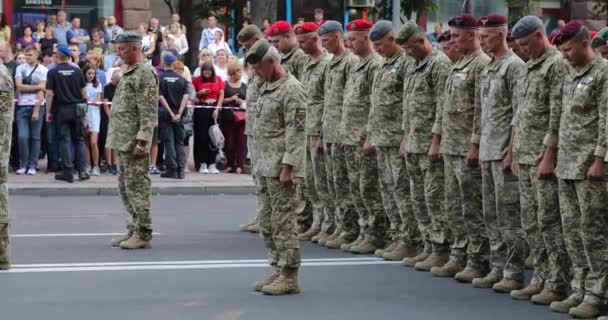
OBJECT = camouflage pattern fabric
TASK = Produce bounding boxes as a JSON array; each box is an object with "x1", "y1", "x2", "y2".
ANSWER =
[
  {"x1": 303, "y1": 54, "x2": 331, "y2": 137},
  {"x1": 118, "y1": 151, "x2": 153, "y2": 240},
  {"x1": 245, "y1": 75, "x2": 264, "y2": 137},
  {"x1": 0, "y1": 64, "x2": 14, "y2": 265},
  {"x1": 281, "y1": 46, "x2": 309, "y2": 81},
  {"x1": 322, "y1": 143, "x2": 337, "y2": 234},
  {"x1": 331, "y1": 143, "x2": 358, "y2": 240},
  {"x1": 322, "y1": 51, "x2": 358, "y2": 144},
  {"x1": 306, "y1": 136, "x2": 328, "y2": 230}
]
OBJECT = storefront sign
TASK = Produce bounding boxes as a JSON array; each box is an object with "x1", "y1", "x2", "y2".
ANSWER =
[{"x1": 24, "y1": 0, "x2": 53, "y2": 5}]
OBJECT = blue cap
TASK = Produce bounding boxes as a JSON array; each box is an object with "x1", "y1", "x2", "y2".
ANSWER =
[
  {"x1": 163, "y1": 52, "x2": 177, "y2": 63},
  {"x1": 56, "y1": 45, "x2": 71, "y2": 57},
  {"x1": 317, "y1": 20, "x2": 343, "y2": 36},
  {"x1": 511, "y1": 16, "x2": 544, "y2": 40},
  {"x1": 370, "y1": 20, "x2": 394, "y2": 41}
]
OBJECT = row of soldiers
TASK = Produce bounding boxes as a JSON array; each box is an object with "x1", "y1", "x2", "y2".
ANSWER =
[{"x1": 237, "y1": 12, "x2": 608, "y2": 319}]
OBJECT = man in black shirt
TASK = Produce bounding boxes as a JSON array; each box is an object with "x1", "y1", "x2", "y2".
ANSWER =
[
  {"x1": 158, "y1": 53, "x2": 188, "y2": 179},
  {"x1": 45, "y1": 45, "x2": 89, "y2": 182}
]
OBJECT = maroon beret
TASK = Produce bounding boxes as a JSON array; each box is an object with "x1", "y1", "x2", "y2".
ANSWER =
[
  {"x1": 294, "y1": 22, "x2": 319, "y2": 35},
  {"x1": 346, "y1": 19, "x2": 373, "y2": 32},
  {"x1": 268, "y1": 21, "x2": 293, "y2": 37},
  {"x1": 438, "y1": 30, "x2": 452, "y2": 42},
  {"x1": 448, "y1": 14, "x2": 478, "y2": 29},
  {"x1": 554, "y1": 20, "x2": 585, "y2": 46},
  {"x1": 478, "y1": 14, "x2": 508, "y2": 28}
]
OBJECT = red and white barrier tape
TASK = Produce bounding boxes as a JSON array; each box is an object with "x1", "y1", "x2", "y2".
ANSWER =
[{"x1": 14, "y1": 99, "x2": 246, "y2": 110}]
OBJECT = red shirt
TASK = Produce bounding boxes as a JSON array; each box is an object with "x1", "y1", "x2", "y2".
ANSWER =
[{"x1": 193, "y1": 75, "x2": 224, "y2": 101}]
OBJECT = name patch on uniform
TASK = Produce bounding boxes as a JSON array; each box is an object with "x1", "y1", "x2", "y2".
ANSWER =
[{"x1": 295, "y1": 109, "x2": 305, "y2": 131}]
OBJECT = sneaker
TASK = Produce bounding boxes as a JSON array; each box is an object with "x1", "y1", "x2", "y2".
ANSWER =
[
  {"x1": 85, "y1": 165, "x2": 92, "y2": 174},
  {"x1": 26, "y1": 166, "x2": 37, "y2": 175},
  {"x1": 16, "y1": 167, "x2": 27, "y2": 175},
  {"x1": 91, "y1": 166, "x2": 101, "y2": 176},
  {"x1": 149, "y1": 166, "x2": 160, "y2": 175},
  {"x1": 208, "y1": 164, "x2": 220, "y2": 174},
  {"x1": 199, "y1": 164, "x2": 209, "y2": 174}
]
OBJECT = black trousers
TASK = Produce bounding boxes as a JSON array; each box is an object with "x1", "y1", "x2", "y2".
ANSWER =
[{"x1": 192, "y1": 108, "x2": 217, "y2": 170}]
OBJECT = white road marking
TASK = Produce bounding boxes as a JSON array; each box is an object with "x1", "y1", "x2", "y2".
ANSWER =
[
  {"x1": 2, "y1": 258, "x2": 401, "y2": 273},
  {"x1": 11, "y1": 233, "x2": 161, "y2": 238}
]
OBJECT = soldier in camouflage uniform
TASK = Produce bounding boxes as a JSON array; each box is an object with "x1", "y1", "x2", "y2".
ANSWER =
[
  {"x1": 293, "y1": 22, "x2": 331, "y2": 241},
  {"x1": 508, "y1": 16, "x2": 572, "y2": 305},
  {"x1": 237, "y1": 25, "x2": 264, "y2": 234},
  {"x1": 268, "y1": 21, "x2": 313, "y2": 234},
  {"x1": 313, "y1": 21, "x2": 359, "y2": 246},
  {"x1": 246, "y1": 39, "x2": 306, "y2": 295},
  {"x1": 0, "y1": 64, "x2": 13, "y2": 270},
  {"x1": 399, "y1": 21, "x2": 451, "y2": 270},
  {"x1": 429, "y1": 15, "x2": 491, "y2": 282},
  {"x1": 366, "y1": 20, "x2": 420, "y2": 260},
  {"x1": 551, "y1": 22, "x2": 608, "y2": 319},
  {"x1": 474, "y1": 15, "x2": 528, "y2": 292},
  {"x1": 337, "y1": 19, "x2": 386, "y2": 254},
  {"x1": 106, "y1": 33, "x2": 159, "y2": 250}
]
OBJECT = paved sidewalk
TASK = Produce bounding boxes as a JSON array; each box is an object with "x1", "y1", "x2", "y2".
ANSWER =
[{"x1": 8, "y1": 171, "x2": 255, "y2": 196}]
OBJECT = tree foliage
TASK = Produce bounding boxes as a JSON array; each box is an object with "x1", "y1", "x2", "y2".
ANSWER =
[{"x1": 370, "y1": 0, "x2": 437, "y2": 22}]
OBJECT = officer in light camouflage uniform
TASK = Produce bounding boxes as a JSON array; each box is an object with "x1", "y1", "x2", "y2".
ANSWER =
[
  {"x1": 475, "y1": 15, "x2": 529, "y2": 293},
  {"x1": 313, "y1": 21, "x2": 359, "y2": 246},
  {"x1": 106, "y1": 32, "x2": 159, "y2": 250},
  {"x1": 246, "y1": 39, "x2": 306, "y2": 295},
  {"x1": 551, "y1": 21, "x2": 608, "y2": 319},
  {"x1": 399, "y1": 21, "x2": 451, "y2": 270},
  {"x1": 268, "y1": 21, "x2": 313, "y2": 234},
  {"x1": 366, "y1": 20, "x2": 420, "y2": 261},
  {"x1": 293, "y1": 22, "x2": 331, "y2": 241},
  {"x1": 0, "y1": 64, "x2": 13, "y2": 270},
  {"x1": 429, "y1": 14, "x2": 491, "y2": 281},
  {"x1": 508, "y1": 16, "x2": 572, "y2": 305},
  {"x1": 338, "y1": 19, "x2": 386, "y2": 254}
]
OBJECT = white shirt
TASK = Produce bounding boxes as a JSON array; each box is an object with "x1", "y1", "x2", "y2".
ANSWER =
[
  {"x1": 214, "y1": 65, "x2": 229, "y2": 82},
  {"x1": 15, "y1": 63, "x2": 48, "y2": 106},
  {"x1": 208, "y1": 41, "x2": 232, "y2": 56},
  {"x1": 85, "y1": 82, "x2": 103, "y2": 104}
]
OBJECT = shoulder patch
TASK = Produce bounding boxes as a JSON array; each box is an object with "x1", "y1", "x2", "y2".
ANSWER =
[{"x1": 295, "y1": 109, "x2": 305, "y2": 131}]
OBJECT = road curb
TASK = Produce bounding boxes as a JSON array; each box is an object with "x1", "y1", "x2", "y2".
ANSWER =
[{"x1": 8, "y1": 185, "x2": 256, "y2": 196}]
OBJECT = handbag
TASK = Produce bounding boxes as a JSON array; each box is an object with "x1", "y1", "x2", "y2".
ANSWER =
[{"x1": 233, "y1": 110, "x2": 246, "y2": 124}]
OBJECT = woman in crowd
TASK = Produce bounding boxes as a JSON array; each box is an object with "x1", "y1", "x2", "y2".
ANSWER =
[
  {"x1": 214, "y1": 49, "x2": 230, "y2": 81},
  {"x1": 167, "y1": 22, "x2": 189, "y2": 58},
  {"x1": 193, "y1": 49, "x2": 213, "y2": 77},
  {"x1": 174, "y1": 60, "x2": 195, "y2": 173},
  {"x1": 138, "y1": 23, "x2": 156, "y2": 63},
  {"x1": 83, "y1": 63, "x2": 103, "y2": 176},
  {"x1": 39, "y1": 26, "x2": 57, "y2": 55},
  {"x1": 16, "y1": 26, "x2": 37, "y2": 51},
  {"x1": 0, "y1": 14, "x2": 11, "y2": 44},
  {"x1": 33, "y1": 21, "x2": 45, "y2": 43},
  {"x1": 192, "y1": 61, "x2": 223, "y2": 174},
  {"x1": 15, "y1": 52, "x2": 26, "y2": 65},
  {"x1": 221, "y1": 62, "x2": 247, "y2": 174},
  {"x1": 208, "y1": 29, "x2": 232, "y2": 56}
]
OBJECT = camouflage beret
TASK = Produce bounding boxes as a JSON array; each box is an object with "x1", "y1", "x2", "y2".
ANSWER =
[
  {"x1": 237, "y1": 25, "x2": 261, "y2": 43},
  {"x1": 114, "y1": 31, "x2": 142, "y2": 44},
  {"x1": 370, "y1": 20, "x2": 394, "y2": 41},
  {"x1": 317, "y1": 20, "x2": 343, "y2": 36},
  {"x1": 396, "y1": 20, "x2": 422, "y2": 45},
  {"x1": 511, "y1": 16, "x2": 543, "y2": 40},
  {"x1": 245, "y1": 38, "x2": 271, "y2": 64}
]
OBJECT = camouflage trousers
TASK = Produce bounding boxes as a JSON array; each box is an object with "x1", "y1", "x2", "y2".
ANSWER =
[
  {"x1": 406, "y1": 153, "x2": 449, "y2": 254},
  {"x1": 344, "y1": 145, "x2": 388, "y2": 244},
  {"x1": 118, "y1": 151, "x2": 153, "y2": 241},
  {"x1": 305, "y1": 136, "x2": 329, "y2": 232},
  {"x1": 377, "y1": 147, "x2": 420, "y2": 245},
  {"x1": 0, "y1": 100, "x2": 13, "y2": 264},
  {"x1": 559, "y1": 178, "x2": 608, "y2": 303},
  {"x1": 257, "y1": 176, "x2": 301, "y2": 270},
  {"x1": 519, "y1": 165, "x2": 569, "y2": 292},
  {"x1": 330, "y1": 144, "x2": 358, "y2": 241},
  {"x1": 481, "y1": 161, "x2": 524, "y2": 281},
  {"x1": 246, "y1": 136, "x2": 259, "y2": 225},
  {"x1": 445, "y1": 156, "x2": 489, "y2": 269},
  {"x1": 322, "y1": 143, "x2": 338, "y2": 234}
]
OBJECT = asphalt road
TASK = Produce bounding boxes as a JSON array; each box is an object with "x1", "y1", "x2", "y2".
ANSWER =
[{"x1": 0, "y1": 196, "x2": 570, "y2": 320}]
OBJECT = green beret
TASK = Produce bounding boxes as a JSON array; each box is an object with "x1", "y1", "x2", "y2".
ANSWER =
[
  {"x1": 245, "y1": 39, "x2": 271, "y2": 64},
  {"x1": 237, "y1": 25, "x2": 261, "y2": 43},
  {"x1": 114, "y1": 31, "x2": 142, "y2": 44},
  {"x1": 396, "y1": 20, "x2": 422, "y2": 45},
  {"x1": 592, "y1": 27, "x2": 608, "y2": 49},
  {"x1": 369, "y1": 20, "x2": 393, "y2": 41}
]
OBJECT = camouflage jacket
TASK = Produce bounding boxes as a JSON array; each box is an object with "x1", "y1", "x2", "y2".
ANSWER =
[
  {"x1": 479, "y1": 51, "x2": 525, "y2": 161},
  {"x1": 403, "y1": 48, "x2": 451, "y2": 154},
  {"x1": 556, "y1": 55, "x2": 608, "y2": 180},
  {"x1": 253, "y1": 74, "x2": 306, "y2": 178},
  {"x1": 513, "y1": 48, "x2": 570, "y2": 165},
  {"x1": 106, "y1": 62, "x2": 158, "y2": 153},
  {"x1": 0, "y1": 64, "x2": 14, "y2": 169},
  {"x1": 302, "y1": 53, "x2": 331, "y2": 136},
  {"x1": 245, "y1": 74, "x2": 264, "y2": 136},
  {"x1": 439, "y1": 49, "x2": 489, "y2": 156},
  {"x1": 369, "y1": 50, "x2": 411, "y2": 147},
  {"x1": 282, "y1": 46, "x2": 309, "y2": 81},
  {"x1": 341, "y1": 53, "x2": 382, "y2": 146},
  {"x1": 322, "y1": 51, "x2": 358, "y2": 144}
]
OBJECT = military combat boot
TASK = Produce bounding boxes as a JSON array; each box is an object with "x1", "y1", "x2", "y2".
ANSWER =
[
  {"x1": 111, "y1": 232, "x2": 133, "y2": 247},
  {"x1": 239, "y1": 221, "x2": 256, "y2": 232},
  {"x1": 261, "y1": 268, "x2": 300, "y2": 295},
  {"x1": 325, "y1": 234, "x2": 351, "y2": 249},
  {"x1": 246, "y1": 223, "x2": 260, "y2": 233},
  {"x1": 531, "y1": 289, "x2": 566, "y2": 305},
  {"x1": 119, "y1": 233, "x2": 151, "y2": 249},
  {"x1": 414, "y1": 254, "x2": 449, "y2": 272},
  {"x1": 402, "y1": 246, "x2": 431, "y2": 267},
  {"x1": 525, "y1": 255, "x2": 534, "y2": 270},
  {"x1": 568, "y1": 301, "x2": 601, "y2": 319},
  {"x1": 350, "y1": 239, "x2": 379, "y2": 254},
  {"x1": 454, "y1": 266, "x2": 487, "y2": 283},
  {"x1": 430, "y1": 259, "x2": 464, "y2": 278},
  {"x1": 472, "y1": 269, "x2": 502, "y2": 288},
  {"x1": 313, "y1": 231, "x2": 331, "y2": 244},
  {"x1": 341, "y1": 234, "x2": 364, "y2": 251},
  {"x1": 510, "y1": 284, "x2": 543, "y2": 301},
  {"x1": 550, "y1": 293, "x2": 583, "y2": 313},
  {"x1": 382, "y1": 243, "x2": 418, "y2": 261},
  {"x1": 254, "y1": 267, "x2": 279, "y2": 292},
  {"x1": 321, "y1": 227, "x2": 342, "y2": 246},
  {"x1": 492, "y1": 278, "x2": 523, "y2": 293},
  {"x1": 298, "y1": 227, "x2": 320, "y2": 241}
]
